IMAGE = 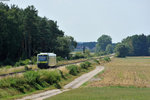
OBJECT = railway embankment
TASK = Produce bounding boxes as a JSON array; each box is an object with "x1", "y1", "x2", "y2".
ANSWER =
[{"x1": 0, "y1": 56, "x2": 111, "y2": 100}]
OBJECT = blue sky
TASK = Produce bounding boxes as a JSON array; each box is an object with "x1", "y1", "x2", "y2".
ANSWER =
[{"x1": 3, "y1": 0, "x2": 150, "y2": 43}]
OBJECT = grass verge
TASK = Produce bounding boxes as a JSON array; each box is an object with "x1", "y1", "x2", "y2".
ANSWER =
[
  {"x1": 45, "y1": 87, "x2": 150, "y2": 100},
  {"x1": 0, "y1": 61, "x2": 96, "y2": 100}
]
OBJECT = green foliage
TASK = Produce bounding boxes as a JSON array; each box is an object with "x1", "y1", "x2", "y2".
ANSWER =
[
  {"x1": 96, "y1": 51, "x2": 107, "y2": 56},
  {"x1": 84, "y1": 50, "x2": 91, "y2": 57},
  {"x1": 5, "y1": 65, "x2": 12, "y2": 69},
  {"x1": 122, "y1": 34, "x2": 150, "y2": 56},
  {"x1": 80, "y1": 61, "x2": 91, "y2": 69},
  {"x1": 67, "y1": 65, "x2": 79, "y2": 76},
  {"x1": 106, "y1": 44, "x2": 113, "y2": 54},
  {"x1": 55, "y1": 36, "x2": 77, "y2": 58},
  {"x1": 103, "y1": 56, "x2": 111, "y2": 62},
  {"x1": 57, "y1": 56, "x2": 65, "y2": 61},
  {"x1": 15, "y1": 59, "x2": 31, "y2": 66},
  {"x1": 93, "y1": 59, "x2": 100, "y2": 64},
  {"x1": 0, "y1": 69, "x2": 62, "y2": 97},
  {"x1": 46, "y1": 87, "x2": 150, "y2": 100},
  {"x1": 24, "y1": 71, "x2": 40, "y2": 85},
  {"x1": 0, "y1": 3, "x2": 77, "y2": 66},
  {"x1": 30, "y1": 56, "x2": 37, "y2": 64},
  {"x1": 72, "y1": 52, "x2": 85, "y2": 59},
  {"x1": 96, "y1": 34, "x2": 112, "y2": 52},
  {"x1": 115, "y1": 43, "x2": 129, "y2": 58}
]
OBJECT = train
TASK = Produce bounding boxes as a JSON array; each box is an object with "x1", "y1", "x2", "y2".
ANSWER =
[{"x1": 37, "y1": 53, "x2": 57, "y2": 68}]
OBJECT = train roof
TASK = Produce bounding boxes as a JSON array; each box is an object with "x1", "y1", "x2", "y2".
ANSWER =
[{"x1": 38, "y1": 53, "x2": 56, "y2": 56}]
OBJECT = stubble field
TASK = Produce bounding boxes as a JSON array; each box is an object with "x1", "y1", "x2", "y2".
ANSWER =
[{"x1": 89, "y1": 57, "x2": 150, "y2": 87}]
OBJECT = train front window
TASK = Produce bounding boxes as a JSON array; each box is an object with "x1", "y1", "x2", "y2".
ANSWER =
[{"x1": 38, "y1": 55, "x2": 47, "y2": 61}]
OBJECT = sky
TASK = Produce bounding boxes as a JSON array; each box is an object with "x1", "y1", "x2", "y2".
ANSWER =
[{"x1": 2, "y1": 0, "x2": 150, "y2": 43}]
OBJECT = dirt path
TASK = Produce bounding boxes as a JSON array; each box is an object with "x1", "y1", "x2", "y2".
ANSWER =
[{"x1": 17, "y1": 66, "x2": 104, "y2": 100}]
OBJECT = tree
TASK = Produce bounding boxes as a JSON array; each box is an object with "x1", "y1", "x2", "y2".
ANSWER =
[
  {"x1": 96, "y1": 34, "x2": 112, "y2": 52},
  {"x1": 122, "y1": 34, "x2": 148, "y2": 56},
  {"x1": 23, "y1": 6, "x2": 38, "y2": 58},
  {"x1": 147, "y1": 35, "x2": 150, "y2": 55},
  {"x1": 0, "y1": 3, "x2": 77, "y2": 66},
  {"x1": 115, "y1": 43, "x2": 128, "y2": 57},
  {"x1": 106, "y1": 44, "x2": 113, "y2": 54},
  {"x1": 55, "y1": 36, "x2": 77, "y2": 58}
]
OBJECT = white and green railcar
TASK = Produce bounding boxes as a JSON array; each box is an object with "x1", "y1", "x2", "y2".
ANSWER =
[{"x1": 37, "y1": 53, "x2": 56, "y2": 68}]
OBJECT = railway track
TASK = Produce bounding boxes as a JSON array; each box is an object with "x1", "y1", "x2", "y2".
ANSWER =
[
  {"x1": 0, "y1": 58, "x2": 96, "y2": 78},
  {"x1": 0, "y1": 54, "x2": 114, "y2": 78}
]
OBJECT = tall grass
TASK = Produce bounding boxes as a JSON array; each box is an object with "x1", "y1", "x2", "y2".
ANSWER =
[
  {"x1": 0, "y1": 69, "x2": 62, "y2": 98},
  {"x1": 0, "y1": 60, "x2": 95, "y2": 99}
]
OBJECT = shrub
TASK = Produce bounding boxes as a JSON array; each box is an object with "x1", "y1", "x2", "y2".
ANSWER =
[
  {"x1": 84, "y1": 61, "x2": 91, "y2": 67},
  {"x1": 57, "y1": 56, "x2": 65, "y2": 61},
  {"x1": 80, "y1": 61, "x2": 91, "y2": 69},
  {"x1": 30, "y1": 56, "x2": 37, "y2": 64},
  {"x1": 5, "y1": 65, "x2": 12, "y2": 69},
  {"x1": 96, "y1": 51, "x2": 107, "y2": 56},
  {"x1": 103, "y1": 56, "x2": 111, "y2": 62},
  {"x1": 72, "y1": 52, "x2": 85, "y2": 59},
  {"x1": 15, "y1": 59, "x2": 31, "y2": 67},
  {"x1": 93, "y1": 59, "x2": 100, "y2": 64},
  {"x1": 40, "y1": 70, "x2": 61, "y2": 85},
  {"x1": 114, "y1": 43, "x2": 128, "y2": 57},
  {"x1": 80, "y1": 62, "x2": 87, "y2": 69},
  {"x1": 67, "y1": 65, "x2": 79, "y2": 76}
]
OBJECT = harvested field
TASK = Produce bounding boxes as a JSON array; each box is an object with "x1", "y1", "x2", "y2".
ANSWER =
[{"x1": 89, "y1": 57, "x2": 150, "y2": 87}]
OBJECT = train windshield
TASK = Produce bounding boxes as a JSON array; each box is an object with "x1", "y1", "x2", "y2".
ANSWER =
[{"x1": 38, "y1": 55, "x2": 47, "y2": 61}]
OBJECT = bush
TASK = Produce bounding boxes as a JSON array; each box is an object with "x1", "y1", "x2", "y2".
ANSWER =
[
  {"x1": 114, "y1": 43, "x2": 128, "y2": 57},
  {"x1": 57, "y1": 56, "x2": 65, "y2": 61},
  {"x1": 93, "y1": 59, "x2": 100, "y2": 64},
  {"x1": 85, "y1": 61, "x2": 91, "y2": 67},
  {"x1": 30, "y1": 56, "x2": 37, "y2": 64},
  {"x1": 80, "y1": 61, "x2": 91, "y2": 69},
  {"x1": 40, "y1": 70, "x2": 61, "y2": 85},
  {"x1": 103, "y1": 56, "x2": 111, "y2": 62},
  {"x1": 96, "y1": 51, "x2": 107, "y2": 56},
  {"x1": 80, "y1": 62, "x2": 87, "y2": 69},
  {"x1": 15, "y1": 59, "x2": 31, "y2": 66},
  {"x1": 72, "y1": 52, "x2": 85, "y2": 59},
  {"x1": 5, "y1": 65, "x2": 12, "y2": 69},
  {"x1": 67, "y1": 65, "x2": 79, "y2": 76}
]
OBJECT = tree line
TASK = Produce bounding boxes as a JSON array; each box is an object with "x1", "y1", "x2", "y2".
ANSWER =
[
  {"x1": 0, "y1": 3, "x2": 77, "y2": 65},
  {"x1": 96, "y1": 34, "x2": 150, "y2": 57}
]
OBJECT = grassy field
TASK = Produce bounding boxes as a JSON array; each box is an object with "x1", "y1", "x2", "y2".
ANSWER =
[
  {"x1": 46, "y1": 87, "x2": 150, "y2": 100},
  {"x1": 45, "y1": 56, "x2": 150, "y2": 100}
]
